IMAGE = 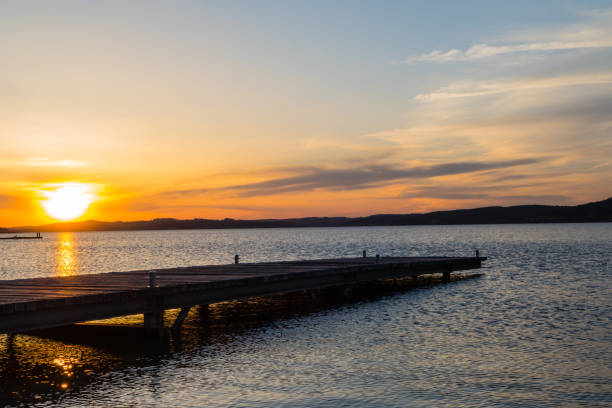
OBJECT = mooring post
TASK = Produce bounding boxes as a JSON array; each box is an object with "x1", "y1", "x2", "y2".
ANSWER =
[
  {"x1": 235, "y1": 254, "x2": 239, "y2": 264},
  {"x1": 149, "y1": 271, "x2": 157, "y2": 288},
  {"x1": 363, "y1": 250, "x2": 366, "y2": 258},
  {"x1": 144, "y1": 270, "x2": 164, "y2": 331},
  {"x1": 375, "y1": 254, "x2": 380, "y2": 264},
  {"x1": 442, "y1": 267, "x2": 452, "y2": 282}
]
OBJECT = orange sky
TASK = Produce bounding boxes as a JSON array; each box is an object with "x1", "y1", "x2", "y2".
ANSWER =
[{"x1": 1, "y1": 3, "x2": 611, "y2": 227}]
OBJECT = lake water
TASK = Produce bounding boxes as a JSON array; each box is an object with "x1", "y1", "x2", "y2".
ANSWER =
[{"x1": 0, "y1": 224, "x2": 610, "y2": 407}]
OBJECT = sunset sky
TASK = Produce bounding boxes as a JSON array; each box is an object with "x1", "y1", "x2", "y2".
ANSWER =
[{"x1": 1, "y1": 1, "x2": 611, "y2": 227}]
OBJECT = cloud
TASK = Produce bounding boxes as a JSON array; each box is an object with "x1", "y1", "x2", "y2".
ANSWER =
[
  {"x1": 16, "y1": 158, "x2": 87, "y2": 167},
  {"x1": 373, "y1": 10, "x2": 612, "y2": 207},
  {"x1": 404, "y1": 40, "x2": 612, "y2": 64},
  {"x1": 395, "y1": 183, "x2": 569, "y2": 202},
  {"x1": 163, "y1": 158, "x2": 540, "y2": 198},
  {"x1": 388, "y1": 169, "x2": 582, "y2": 206},
  {"x1": 404, "y1": 10, "x2": 612, "y2": 64},
  {"x1": 414, "y1": 73, "x2": 612, "y2": 102},
  {"x1": 374, "y1": 71, "x2": 612, "y2": 163},
  {"x1": 124, "y1": 200, "x2": 282, "y2": 213}
]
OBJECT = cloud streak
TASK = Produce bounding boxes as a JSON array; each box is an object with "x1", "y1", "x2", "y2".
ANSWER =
[
  {"x1": 164, "y1": 158, "x2": 540, "y2": 198},
  {"x1": 395, "y1": 183, "x2": 569, "y2": 203},
  {"x1": 414, "y1": 73, "x2": 612, "y2": 102},
  {"x1": 404, "y1": 11, "x2": 612, "y2": 64},
  {"x1": 16, "y1": 158, "x2": 87, "y2": 167},
  {"x1": 404, "y1": 40, "x2": 612, "y2": 63}
]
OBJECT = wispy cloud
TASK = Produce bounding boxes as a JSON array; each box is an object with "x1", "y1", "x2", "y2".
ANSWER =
[
  {"x1": 395, "y1": 183, "x2": 569, "y2": 203},
  {"x1": 404, "y1": 11, "x2": 612, "y2": 64},
  {"x1": 163, "y1": 158, "x2": 540, "y2": 198},
  {"x1": 16, "y1": 158, "x2": 87, "y2": 167},
  {"x1": 414, "y1": 73, "x2": 612, "y2": 101},
  {"x1": 404, "y1": 40, "x2": 612, "y2": 63}
]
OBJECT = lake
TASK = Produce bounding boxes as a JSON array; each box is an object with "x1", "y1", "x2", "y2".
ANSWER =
[{"x1": 0, "y1": 224, "x2": 610, "y2": 407}]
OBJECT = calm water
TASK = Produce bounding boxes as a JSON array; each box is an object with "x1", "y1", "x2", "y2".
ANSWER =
[{"x1": 0, "y1": 224, "x2": 610, "y2": 407}]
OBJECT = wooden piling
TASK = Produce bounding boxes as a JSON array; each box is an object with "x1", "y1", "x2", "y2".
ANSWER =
[
  {"x1": 172, "y1": 307, "x2": 191, "y2": 331},
  {"x1": 144, "y1": 311, "x2": 164, "y2": 329}
]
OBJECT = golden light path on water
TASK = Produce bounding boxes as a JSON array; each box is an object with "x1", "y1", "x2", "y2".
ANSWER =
[{"x1": 56, "y1": 232, "x2": 77, "y2": 277}]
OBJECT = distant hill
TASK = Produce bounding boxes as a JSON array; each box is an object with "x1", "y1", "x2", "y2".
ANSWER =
[{"x1": 5, "y1": 197, "x2": 611, "y2": 233}]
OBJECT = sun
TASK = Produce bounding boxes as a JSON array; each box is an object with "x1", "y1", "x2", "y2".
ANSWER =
[{"x1": 42, "y1": 183, "x2": 95, "y2": 221}]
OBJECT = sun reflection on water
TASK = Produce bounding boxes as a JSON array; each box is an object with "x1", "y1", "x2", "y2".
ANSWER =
[
  {"x1": 53, "y1": 357, "x2": 77, "y2": 390},
  {"x1": 56, "y1": 232, "x2": 77, "y2": 276},
  {"x1": 53, "y1": 358, "x2": 75, "y2": 376}
]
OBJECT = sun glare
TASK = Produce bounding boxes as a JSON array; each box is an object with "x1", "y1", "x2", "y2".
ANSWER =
[{"x1": 42, "y1": 183, "x2": 95, "y2": 221}]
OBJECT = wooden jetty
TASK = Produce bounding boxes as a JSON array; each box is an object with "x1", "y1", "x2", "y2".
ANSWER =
[
  {"x1": 0, "y1": 255, "x2": 485, "y2": 334},
  {"x1": 0, "y1": 232, "x2": 42, "y2": 240}
]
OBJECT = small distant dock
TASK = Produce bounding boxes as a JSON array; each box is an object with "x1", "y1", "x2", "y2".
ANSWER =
[
  {"x1": 0, "y1": 255, "x2": 485, "y2": 334},
  {"x1": 0, "y1": 232, "x2": 42, "y2": 240}
]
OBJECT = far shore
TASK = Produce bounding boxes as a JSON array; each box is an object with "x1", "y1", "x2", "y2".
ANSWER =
[{"x1": 2, "y1": 197, "x2": 610, "y2": 233}]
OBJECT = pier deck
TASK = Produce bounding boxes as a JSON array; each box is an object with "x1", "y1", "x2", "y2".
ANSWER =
[{"x1": 0, "y1": 256, "x2": 485, "y2": 333}]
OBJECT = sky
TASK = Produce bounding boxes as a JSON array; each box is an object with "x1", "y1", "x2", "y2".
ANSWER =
[{"x1": 1, "y1": 0, "x2": 611, "y2": 227}]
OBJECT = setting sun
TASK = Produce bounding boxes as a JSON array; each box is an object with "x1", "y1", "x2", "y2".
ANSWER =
[{"x1": 41, "y1": 183, "x2": 95, "y2": 221}]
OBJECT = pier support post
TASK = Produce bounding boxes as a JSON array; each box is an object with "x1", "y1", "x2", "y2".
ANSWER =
[
  {"x1": 172, "y1": 307, "x2": 191, "y2": 331},
  {"x1": 144, "y1": 311, "x2": 164, "y2": 329},
  {"x1": 198, "y1": 304, "x2": 210, "y2": 327}
]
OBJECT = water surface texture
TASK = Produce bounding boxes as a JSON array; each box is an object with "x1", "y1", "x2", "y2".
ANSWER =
[{"x1": 0, "y1": 224, "x2": 610, "y2": 407}]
